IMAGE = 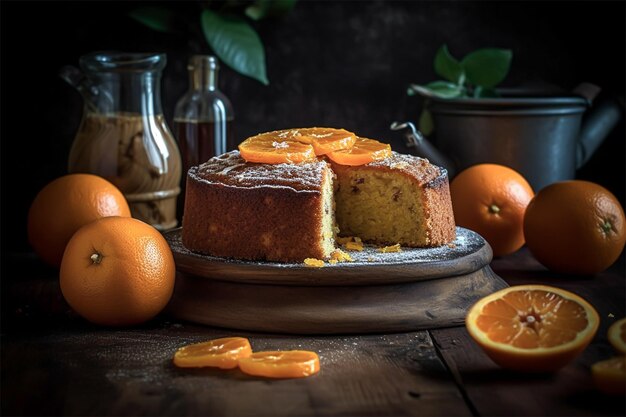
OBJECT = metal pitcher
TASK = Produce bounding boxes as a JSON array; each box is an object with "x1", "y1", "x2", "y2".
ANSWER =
[{"x1": 392, "y1": 85, "x2": 622, "y2": 191}]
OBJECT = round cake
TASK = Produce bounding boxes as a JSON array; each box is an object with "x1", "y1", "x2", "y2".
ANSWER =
[{"x1": 182, "y1": 150, "x2": 456, "y2": 263}]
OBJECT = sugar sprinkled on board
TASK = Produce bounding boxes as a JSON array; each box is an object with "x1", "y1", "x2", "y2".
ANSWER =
[{"x1": 167, "y1": 227, "x2": 483, "y2": 269}]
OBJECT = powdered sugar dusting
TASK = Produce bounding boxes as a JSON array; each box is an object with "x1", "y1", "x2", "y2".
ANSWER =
[
  {"x1": 166, "y1": 227, "x2": 485, "y2": 269},
  {"x1": 365, "y1": 152, "x2": 444, "y2": 185},
  {"x1": 272, "y1": 141, "x2": 290, "y2": 149},
  {"x1": 192, "y1": 150, "x2": 327, "y2": 192}
]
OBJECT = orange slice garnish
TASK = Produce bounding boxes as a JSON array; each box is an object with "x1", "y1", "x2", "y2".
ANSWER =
[
  {"x1": 295, "y1": 128, "x2": 356, "y2": 155},
  {"x1": 173, "y1": 337, "x2": 252, "y2": 369},
  {"x1": 327, "y1": 137, "x2": 392, "y2": 166},
  {"x1": 238, "y1": 134, "x2": 316, "y2": 164},
  {"x1": 238, "y1": 350, "x2": 320, "y2": 378},
  {"x1": 591, "y1": 356, "x2": 626, "y2": 395},
  {"x1": 239, "y1": 128, "x2": 356, "y2": 163},
  {"x1": 466, "y1": 285, "x2": 599, "y2": 372},
  {"x1": 608, "y1": 317, "x2": 626, "y2": 355}
]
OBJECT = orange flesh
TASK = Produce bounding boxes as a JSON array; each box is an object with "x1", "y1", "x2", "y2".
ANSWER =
[
  {"x1": 173, "y1": 337, "x2": 252, "y2": 369},
  {"x1": 238, "y1": 350, "x2": 320, "y2": 378},
  {"x1": 476, "y1": 290, "x2": 589, "y2": 349},
  {"x1": 327, "y1": 137, "x2": 392, "y2": 166}
]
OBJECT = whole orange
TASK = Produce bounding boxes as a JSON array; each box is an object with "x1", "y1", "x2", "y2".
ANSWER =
[
  {"x1": 60, "y1": 216, "x2": 175, "y2": 326},
  {"x1": 28, "y1": 174, "x2": 131, "y2": 267},
  {"x1": 450, "y1": 164, "x2": 534, "y2": 257},
  {"x1": 523, "y1": 180, "x2": 626, "y2": 275}
]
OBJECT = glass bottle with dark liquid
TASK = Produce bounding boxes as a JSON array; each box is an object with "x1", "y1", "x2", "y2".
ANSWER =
[{"x1": 174, "y1": 56, "x2": 235, "y2": 218}]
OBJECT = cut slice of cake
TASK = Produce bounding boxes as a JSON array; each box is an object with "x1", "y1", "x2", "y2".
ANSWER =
[{"x1": 331, "y1": 152, "x2": 456, "y2": 247}]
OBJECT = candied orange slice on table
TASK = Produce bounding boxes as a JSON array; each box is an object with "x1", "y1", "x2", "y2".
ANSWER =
[
  {"x1": 173, "y1": 337, "x2": 252, "y2": 369},
  {"x1": 608, "y1": 317, "x2": 626, "y2": 354},
  {"x1": 591, "y1": 356, "x2": 626, "y2": 395},
  {"x1": 466, "y1": 285, "x2": 599, "y2": 372},
  {"x1": 238, "y1": 350, "x2": 320, "y2": 378},
  {"x1": 327, "y1": 137, "x2": 392, "y2": 166}
]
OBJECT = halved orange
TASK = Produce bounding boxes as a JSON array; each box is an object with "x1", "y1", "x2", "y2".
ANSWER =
[
  {"x1": 173, "y1": 337, "x2": 252, "y2": 369},
  {"x1": 238, "y1": 134, "x2": 316, "y2": 164},
  {"x1": 591, "y1": 356, "x2": 626, "y2": 395},
  {"x1": 238, "y1": 350, "x2": 320, "y2": 378},
  {"x1": 327, "y1": 137, "x2": 392, "y2": 166},
  {"x1": 608, "y1": 317, "x2": 626, "y2": 355},
  {"x1": 466, "y1": 285, "x2": 600, "y2": 372}
]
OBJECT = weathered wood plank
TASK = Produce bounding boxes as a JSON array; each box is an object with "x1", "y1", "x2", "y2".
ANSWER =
[
  {"x1": 431, "y1": 326, "x2": 626, "y2": 417},
  {"x1": 2, "y1": 322, "x2": 471, "y2": 416}
]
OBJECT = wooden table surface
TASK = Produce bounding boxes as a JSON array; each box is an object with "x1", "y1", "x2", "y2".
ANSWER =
[{"x1": 2, "y1": 248, "x2": 625, "y2": 416}]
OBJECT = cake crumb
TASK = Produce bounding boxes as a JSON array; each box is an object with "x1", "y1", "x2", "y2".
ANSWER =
[
  {"x1": 328, "y1": 259, "x2": 338, "y2": 265},
  {"x1": 331, "y1": 249, "x2": 353, "y2": 262},
  {"x1": 336, "y1": 236, "x2": 353, "y2": 245},
  {"x1": 304, "y1": 258, "x2": 325, "y2": 268},
  {"x1": 337, "y1": 236, "x2": 364, "y2": 251},
  {"x1": 378, "y1": 244, "x2": 402, "y2": 253},
  {"x1": 344, "y1": 241, "x2": 364, "y2": 251},
  {"x1": 447, "y1": 243, "x2": 457, "y2": 248}
]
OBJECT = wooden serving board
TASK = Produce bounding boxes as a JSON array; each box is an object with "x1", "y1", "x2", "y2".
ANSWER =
[{"x1": 164, "y1": 227, "x2": 508, "y2": 334}]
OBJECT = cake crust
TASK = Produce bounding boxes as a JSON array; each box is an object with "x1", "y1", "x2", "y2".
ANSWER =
[{"x1": 182, "y1": 151, "x2": 334, "y2": 262}]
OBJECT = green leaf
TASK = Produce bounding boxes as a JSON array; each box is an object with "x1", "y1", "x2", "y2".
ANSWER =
[
  {"x1": 434, "y1": 45, "x2": 464, "y2": 84},
  {"x1": 461, "y1": 48, "x2": 512, "y2": 88},
  {"x1": 419, "y1": 109, "x2": 434, "y2": 136},
  {"x1": 128, "y1": 6, "x2": 176, "y2": 33},
  {"x1": 201, "y1": 10, "x2": 269, "y2": 85},
  {"x1": 246, "y1": 0, "x2": 297, "y2": 21},
  {"x1": 408, "y1": 82, "x2": 465, "y2": 98}
]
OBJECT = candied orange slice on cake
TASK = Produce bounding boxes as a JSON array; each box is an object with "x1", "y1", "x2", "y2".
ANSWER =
[
  {"x1": 294, "y1": 128, "x2": 357, "y2": 155},
  {"x1": 466, "y1": 285, "x2": 599, "y2": 372},
  {"x1": 327, "y1": 137, "x2": 392, "y2": 166},
  {"x1": 239, "y1": 128, "x2": 356, "y2": 162},
  {"x1": 173, "y1": 337, "x2": 252, "y2": 369},
  {"x1": 239, "y1": 134, "x2": 316, "y2": 164},
  {"x1": 238, "y1": 350, "x2": 320, "y2": 378}
]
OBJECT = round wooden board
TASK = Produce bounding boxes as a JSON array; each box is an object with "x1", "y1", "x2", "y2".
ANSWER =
[
  {"x1": 164, "y1": 227, "x2": 508, "y2": 334},
  {"x1": 165, "y1": 227, "x2": 493, "y2": 285}
]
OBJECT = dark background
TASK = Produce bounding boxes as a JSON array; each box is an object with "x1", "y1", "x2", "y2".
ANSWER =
[{"x1": 1, "y1": 0, "x2": 625, "y2": 253}]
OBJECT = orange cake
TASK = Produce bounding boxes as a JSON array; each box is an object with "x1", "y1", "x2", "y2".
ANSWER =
[{"x1": 182, "y1": 129, "x2": 456, "y2": 263}]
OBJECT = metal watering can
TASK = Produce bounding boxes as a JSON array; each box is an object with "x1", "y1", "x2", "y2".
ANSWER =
[{"x1": 392, "y1": 84, "x2": 622, "y2": 191}]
